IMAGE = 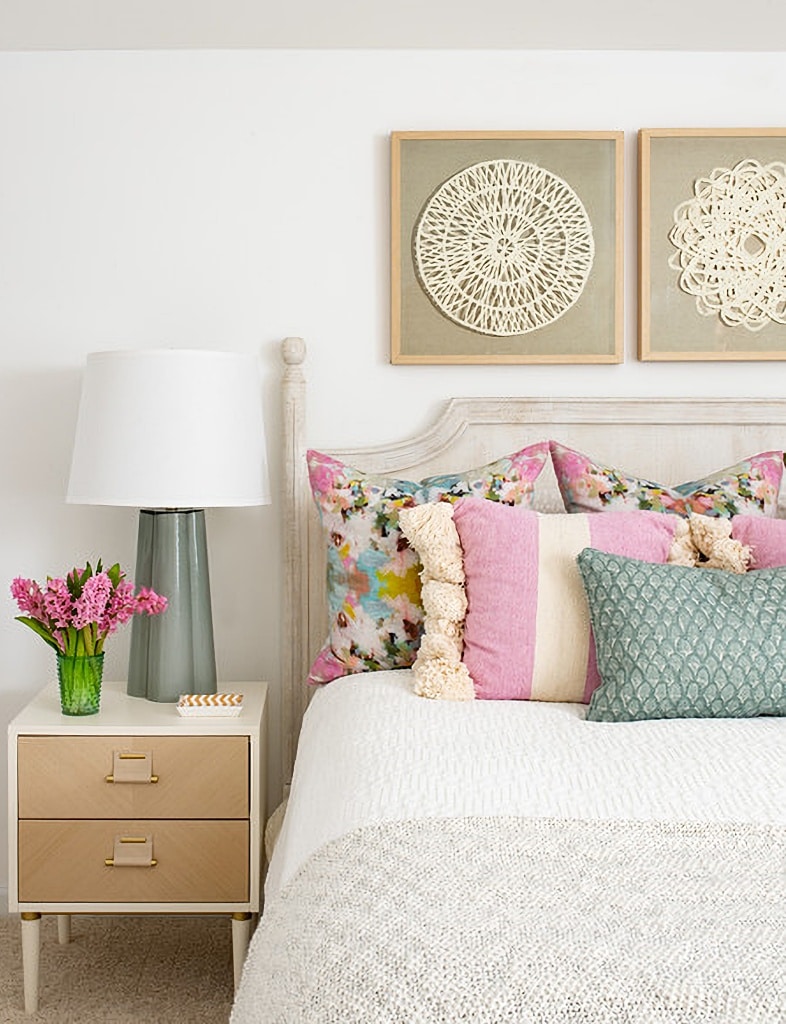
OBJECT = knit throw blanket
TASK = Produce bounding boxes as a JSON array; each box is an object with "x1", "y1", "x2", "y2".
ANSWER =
[{"x1": 231, "y1": 816, "x2": 786, "y2": 1023}]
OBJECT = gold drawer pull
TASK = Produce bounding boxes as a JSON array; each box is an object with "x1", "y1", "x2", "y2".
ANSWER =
[
  {"x1": 105, "y1": 860, "x2": 158, "y2": 868},
  {"x1": 105, "y1": 835, "x2": 157, "y2": 868},
  {"x1": 105, "y1": 774, "x2": 159, "y2": 783},
  {"x1": 105, "y1": 751, "x2": 158, "y2": 784}
]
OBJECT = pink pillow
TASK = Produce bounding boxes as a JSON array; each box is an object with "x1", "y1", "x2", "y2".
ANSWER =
[
  {"x1": 731, "y1": 515, "x2": 786, "y2": 568},
  {"x1": 452, "y1": 501, "x2": 681, "y2": 701}
]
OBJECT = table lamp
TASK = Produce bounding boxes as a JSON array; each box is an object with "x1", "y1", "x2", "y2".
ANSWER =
[{"x1": 67, "y1": 349, "x2": 270, "y2": 702}]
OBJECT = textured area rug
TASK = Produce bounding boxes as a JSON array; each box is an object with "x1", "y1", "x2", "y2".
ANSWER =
[{"x1": 0, "y1": 913, "x2": 234, "y2": 1022}]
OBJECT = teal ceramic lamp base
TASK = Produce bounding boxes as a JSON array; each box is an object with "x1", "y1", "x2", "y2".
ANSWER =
[{"x1": 128, "y1": 509, "x2": 217, "y2": 702}]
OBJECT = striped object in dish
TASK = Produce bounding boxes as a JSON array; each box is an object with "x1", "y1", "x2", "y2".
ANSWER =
[{"x1": 176, "y1": 692, "x2": 244, "y2": 717}]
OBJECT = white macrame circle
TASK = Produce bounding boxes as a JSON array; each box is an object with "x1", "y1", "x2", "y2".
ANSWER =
[
  {"x1": 669, "y1": 158, "x2": 786, "y2": 333},
  {"x1": 414, "y1": 159, "x2": 595, "y2": 337}
]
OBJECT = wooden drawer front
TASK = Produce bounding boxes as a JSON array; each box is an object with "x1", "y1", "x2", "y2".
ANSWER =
[
  {"x1": 18, "y1": 820, "x2": 249, "y2": 903},
  {"x1": 17, "y1": 736, "x2": 248, "y2": 819}
]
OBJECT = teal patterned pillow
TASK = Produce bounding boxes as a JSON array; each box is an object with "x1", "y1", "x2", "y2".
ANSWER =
[{"x1": 577, "y1": 547, "x2": 786, "y2": 722}]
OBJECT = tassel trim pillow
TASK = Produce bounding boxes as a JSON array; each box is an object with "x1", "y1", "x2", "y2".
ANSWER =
[{"x1": 399, "y1": 500, "x2": 706, "y2": 702}]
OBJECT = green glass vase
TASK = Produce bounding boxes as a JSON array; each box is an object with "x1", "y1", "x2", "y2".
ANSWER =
[{"x1": 56, "y1": 652, "x2": 104, "y2": 716}]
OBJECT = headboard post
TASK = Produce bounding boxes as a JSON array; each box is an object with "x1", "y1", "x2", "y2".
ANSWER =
[{"x1": 281, "y1": 336, "x2": 309, "y2": 791}]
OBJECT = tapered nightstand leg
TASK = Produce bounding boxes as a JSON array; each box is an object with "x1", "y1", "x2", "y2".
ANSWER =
[
  {"x1": 20, "y1": 912, "x2": 41, "y2": 1014},
  {"x1": 232, "y1": 912, "x2": 252, "y2": 989},
  {"x1": 57, "y1": 914, "x2": 72, "y2": 944}
]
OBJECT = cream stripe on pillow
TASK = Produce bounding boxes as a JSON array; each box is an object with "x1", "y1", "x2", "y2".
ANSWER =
[{"x1": 530, "y1": 514, "x2": 592, "y2": 702}]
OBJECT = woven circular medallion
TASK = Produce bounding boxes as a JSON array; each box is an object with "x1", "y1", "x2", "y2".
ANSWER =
[
  {"x1": 669, "y1": 158, "x2": 786, "y2": 332},
  {"x1": 414, "y1": 159, "x2": 595, "y2": 337}
]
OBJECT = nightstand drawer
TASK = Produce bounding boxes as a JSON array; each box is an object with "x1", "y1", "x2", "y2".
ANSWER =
[
  {"x1": 17, "y1": 736, "x2": 249, "y2": 819},
  {"x1": 18, "y1": 819, "x2": 249, "y2": 903}
]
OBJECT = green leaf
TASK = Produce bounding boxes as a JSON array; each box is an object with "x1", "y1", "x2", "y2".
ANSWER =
[
  {"x1": 14, "y1": 616, "x2": 60, "y2": 652},
  {"x1": 67, "y1": 568, "x2": 82, "y2": 599},
  {"x1": 107, "y1": 562, "x2": 122, "y2": 588}
]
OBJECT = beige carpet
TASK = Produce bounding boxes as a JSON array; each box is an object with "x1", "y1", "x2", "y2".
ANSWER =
[{"x1": 0, "y1": 913, "x2": 235, "y2": 1022}]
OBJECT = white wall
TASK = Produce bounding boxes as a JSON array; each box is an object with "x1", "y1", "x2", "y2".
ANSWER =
[{"x1": 2, "y1": 48, "x2": 786, "y2": 906}]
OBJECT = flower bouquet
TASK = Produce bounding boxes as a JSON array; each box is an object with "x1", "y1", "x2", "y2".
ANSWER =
[{"x1": 11, "y1": 561, "x2": 167, "y2": 715}]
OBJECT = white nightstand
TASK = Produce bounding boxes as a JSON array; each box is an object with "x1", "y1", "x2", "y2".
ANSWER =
[{"x1": 7, "y1": 680, "x2": 268, "y2": 1014}]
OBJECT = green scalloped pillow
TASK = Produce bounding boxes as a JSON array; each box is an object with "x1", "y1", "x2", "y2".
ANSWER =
[{"x1": 578, "y1": 547, "x2": 786, "y2": 722}]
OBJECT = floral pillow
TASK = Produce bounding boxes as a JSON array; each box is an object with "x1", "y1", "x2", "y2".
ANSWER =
[
  {"x1": 550, "y1": 440, "x2": 783, "y2": 518},
  {"x1": 307, "y1": 443, "x2": 549, "y2": 685}
]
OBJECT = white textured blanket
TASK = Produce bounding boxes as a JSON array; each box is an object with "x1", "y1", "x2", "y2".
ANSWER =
[
  {"x1": 267, "y1": 672, "x2": 786, "y2": 899},
  {"x1": 233, "y1": 815, "x2": 785, "y2": 1023}
]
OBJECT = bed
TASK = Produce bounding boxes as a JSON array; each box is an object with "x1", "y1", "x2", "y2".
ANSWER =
[{"x1": 232, "y1": 337, "x2": 786, "y2": 1023}]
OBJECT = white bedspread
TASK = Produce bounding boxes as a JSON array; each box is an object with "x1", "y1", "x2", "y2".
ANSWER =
[
  {"x1": 239, "y1": 816, "x2": 786, "y2": 1023},
  {"x1": 267, "y1": 669, "x2": 786, "y2": 898}
]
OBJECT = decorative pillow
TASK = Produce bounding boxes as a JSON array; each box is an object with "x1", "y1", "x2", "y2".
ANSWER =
[
  {"x1": 400, "y1": 500, "x2": 684, "y2": 702},
  {"x1": 306, "y1": 443, "x2": 549, "y2": 685},
  {"x1": 578, "y1": 547, "x2": 786, "y2": 722},
  {"x1": 550, "y1": 440, "x2": 783, "y2": 518}
]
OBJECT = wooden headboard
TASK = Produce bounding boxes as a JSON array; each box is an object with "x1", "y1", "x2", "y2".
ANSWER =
[{"x1": 281, "y1": 336, "x2": 786, "y2": 787}]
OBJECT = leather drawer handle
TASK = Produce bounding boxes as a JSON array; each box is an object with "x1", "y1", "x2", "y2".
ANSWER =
[
  {"x1": 105, "y1": 751, "x2": 158, "y2": 784},
  {"x1": 105, "y1": 835, "x2": 157, "y2": 868}
]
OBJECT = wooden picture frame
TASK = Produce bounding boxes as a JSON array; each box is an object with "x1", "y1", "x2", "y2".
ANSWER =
[
  {"x1": 639, "y1": 127, "x2": 786, "y2": 361},
  {"x1": 391, "y1": 130, "x2": 624, "y2": 365}
]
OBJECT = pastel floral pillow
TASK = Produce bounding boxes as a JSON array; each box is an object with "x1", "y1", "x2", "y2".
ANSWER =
[
  {"x1": 550, "y1": 440, "x2": 783, "y2": 518},
  {"x1": 307, "y1": 443, "x2": 549, "y2": 685}
]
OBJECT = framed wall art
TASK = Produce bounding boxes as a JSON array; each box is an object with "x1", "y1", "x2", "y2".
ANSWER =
[
  {"x1": 639, "y1": 127, "x2": 786, "y2": 361},
  {"x1": 391, "y1": 130, "x2": 624, "y2": 365}
]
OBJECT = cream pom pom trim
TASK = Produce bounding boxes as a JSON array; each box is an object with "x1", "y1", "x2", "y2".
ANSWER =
[
  {"x1": 399, "y1": 503, "x2": 475, "y2": 701},
  {"x1": 666, "y1": 518, "x2": 696, "y2": 567},
  {"x1": 668, "y1": 515, "x2": 751, "y2": 574},
  {"x1": 688, "y1": 515, "x2": 751, "y2": 574},
  {"x1": 401, "y1": 501, "x2": 465, "y2": 583}
]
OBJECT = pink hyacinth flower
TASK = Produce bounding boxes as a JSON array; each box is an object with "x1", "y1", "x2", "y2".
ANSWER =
[
  {"x1": 136, "y1": 588, "x2": 168, "y2": 616},
  {"x1": 42, "y1": 577, "x2": 74, "y2": 629},
  {"x1": 11, "y1": 577, "x2": 45, "y2": 620},
  {"x1": 100, "y1": 580, "x2": 137, "y2": 635},
  {"x1": 72, "y1": 572, "x2": 112, "y2": 630}
]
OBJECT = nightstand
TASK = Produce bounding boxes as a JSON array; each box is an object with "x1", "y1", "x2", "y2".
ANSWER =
[{"x1": 7, "y1": 680, "x2": 268, "y2": 1014}]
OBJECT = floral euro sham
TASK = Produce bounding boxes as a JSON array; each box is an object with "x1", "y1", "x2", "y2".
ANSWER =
[
  {"x1": 306, "y1": 443, "x2": 549, "y2": 685},
  {"x1": 550, "y1": 441, "x2": 783, "y2": 519}
]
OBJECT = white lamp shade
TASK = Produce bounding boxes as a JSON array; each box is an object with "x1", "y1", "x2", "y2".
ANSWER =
[{"x1": 67, "y1": 349, "x2": 270, "y2": 508}]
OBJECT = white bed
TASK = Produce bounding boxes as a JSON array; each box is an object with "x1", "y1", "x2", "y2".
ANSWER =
[
  {"x1": 232, "y1": 338, "x2": 786, "y2": 1022},
  {"x1": 265, "y1": 671, "x2": 785, "y2": 900}
]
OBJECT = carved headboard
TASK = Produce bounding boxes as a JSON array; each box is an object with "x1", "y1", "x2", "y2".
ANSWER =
[{"x1": 280, "y1": 336, "x2": 786, "y2": 788}]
